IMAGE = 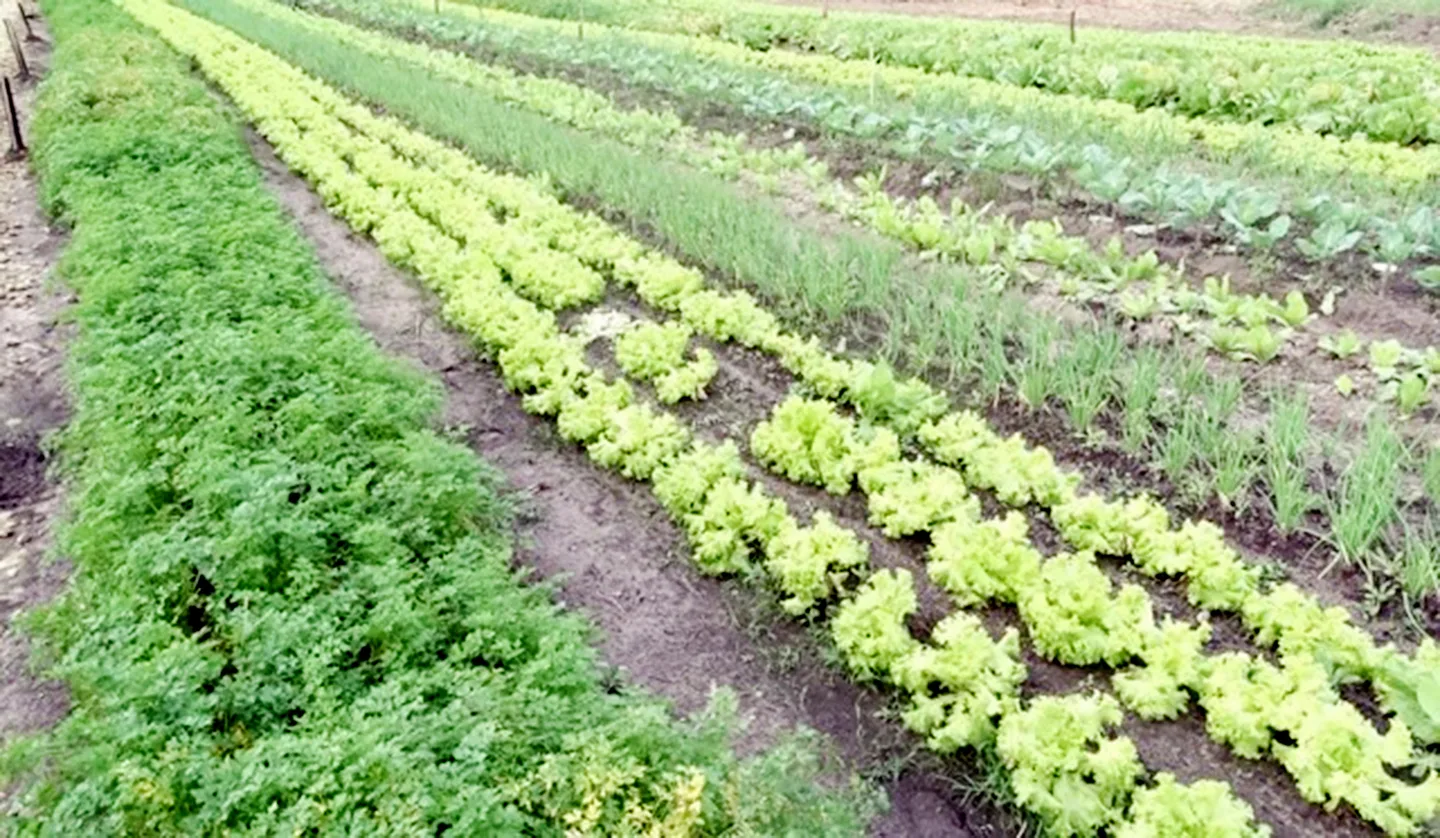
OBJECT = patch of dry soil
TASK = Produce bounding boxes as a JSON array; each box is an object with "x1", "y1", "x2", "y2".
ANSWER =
[{"x1": 0, "y1": 15, "x2": 71, "y2": 750}]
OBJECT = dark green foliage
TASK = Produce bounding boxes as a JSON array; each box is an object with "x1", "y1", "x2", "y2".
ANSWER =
[{"x1": 0, "y1": 2, "x2": 875, "y2": 834}]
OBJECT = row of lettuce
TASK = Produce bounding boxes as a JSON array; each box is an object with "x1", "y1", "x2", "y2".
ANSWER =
[
  {"x1": 216, "y1": 0, "x2": 1440, "y2": 420},
  {"x1": 464, "y1": 0, "x2": 1440, "y2": 147},
  {"x1": 188, "y1": 0, "x2": 1440, "y2": 606},
  {"x1": 355, "y1": 0, "x2": 1440, "y2": 270},
  {"x1": 0, "y1": 0, "x2": 875, "y2": 834},
  {"x1": 134, "y1": 0, "x2": 1440, "y2": 833}
]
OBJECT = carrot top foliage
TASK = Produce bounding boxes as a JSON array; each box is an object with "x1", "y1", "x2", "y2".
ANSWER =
[{"x1": 0, "y1": 1, "x2": 875, "y2": 834}]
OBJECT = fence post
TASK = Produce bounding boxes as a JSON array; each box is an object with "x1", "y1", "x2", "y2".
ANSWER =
[
  {"x1": 16, "y1": 3, "x2": 35, "y2": 41},
  {"x1": 3, "y1": 20, "x2": 26, "y2": 80},
  {"x1": 1069, "y1": 9, "x2": 1077, "y2": 44},
  {"x1": 3, "y1": 76, "x2": 24, "y2": 159}
]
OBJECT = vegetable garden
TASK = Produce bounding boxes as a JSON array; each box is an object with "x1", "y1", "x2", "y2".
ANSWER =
[{"x1": 5, "y1": 0, "x2": 1440, "y2": 835}]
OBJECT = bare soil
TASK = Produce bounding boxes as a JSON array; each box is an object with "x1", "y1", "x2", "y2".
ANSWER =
[
  {"x1": 0, "y1": 17, "x2": 72, "y2": 750},
  {"x1": 244, "y1": 129, "x2": 1019, "y2": 837}
]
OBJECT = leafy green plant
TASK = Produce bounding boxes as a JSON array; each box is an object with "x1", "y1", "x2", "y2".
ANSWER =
[
  {"x1": 1319, "y1": 329, "x2": 1362, "y2": 359},
  {"x1": 996, "y1": 693, "x2": 1143, "y2": 838},
  {"x1": 1395, "y1": 372, "x2": 1430, "y2": 416},
  {"x1": 1374, "y1": 640, "x2": 1440, "y2": 745},
  {"x1": 892, "y1": 614, "x2": 1026, "y2": 752},
  {"x1": 766, "y1": 511, "x2": 870, "y2": 615},
  {"x1": 1296, "y1": 218, "x2": 1363, "y2": 261},
  {"x1": 750, "y1": 396, "x2": 859, "y2": 494},
  {"x1": 1113, "y1": 620, "x2": 1211, "y2": 721},
  {"x1": 1369, "y1": 339, "x2": 1408, "y2": 380},
  {"x1": 1114, "y1": 773, "x2": 1270, "y2": 838},
  {"x1": 927, "y1": 512, "x2": 1042, "y2": 606},
  {"x1": 614, "y1": 319, "x2": 719, "y2": 403},
  {"x1": 829, "y1": 568, "x2": 919, "y2": 681},
  {"x1": 1018, "y1": 552, "x2": 1154, "y2": 667}
]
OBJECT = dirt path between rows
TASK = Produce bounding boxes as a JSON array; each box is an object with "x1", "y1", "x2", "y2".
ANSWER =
[
  {"x1": 0, "y1": 15, "x2": 72, "y2": 748},
  {"x1": 244, "y1": 129, "x2": 1020, "y2": 838}
]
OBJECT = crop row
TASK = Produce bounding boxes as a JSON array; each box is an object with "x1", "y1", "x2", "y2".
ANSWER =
[
  {"x1": 124, "y1": 1, "x2": 1440, "y2": 833},
  {"x1": 168, "y1": 0, "x2": 1431, "y2": 704},
  {"x1": 0, "y1": 0, "x2": 870, "y2": 833},
  {"x1": 314, "y1": 0, "x2": 1440, "y2": 302},
  {"x1": 203, "y1": 0, "x2": 1440, "y2": 598},
  {"x1": 119, "y1": 0, "x2": 1278, "y2": 833},
  {"x1": 174, "y1": 0, "x2": 1440, "y2": 650},
  {"x1": 383, "y1": 0, "x2": 1440, "y2": 256},
  {"x1": 467, "y1": 0, "x2": 1440, "y2": 146},
  {"x1": 223, "y1": 0, "x2": 1312, "y2": 371},
  {"x1": 230, "y1": 0, "x2": 1440, "y2": 422}
]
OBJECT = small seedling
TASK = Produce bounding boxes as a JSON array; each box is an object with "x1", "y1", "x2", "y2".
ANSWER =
[{"x1": 1319, "y1": 329, "x2": 1363, "y2": 360}]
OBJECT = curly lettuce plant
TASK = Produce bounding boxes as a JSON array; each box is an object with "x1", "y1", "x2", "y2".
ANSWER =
[
  {"x1": 1113, "y1": 619, "x2": 1211, "y2": 720},
  {"x1": 858, "y1": 458, "x2": 979, "y2": 537},
  {"x1": 683, "y1": 478, "x2": 789, "y2": 574},
  {"x1": 651, "y1": 440, "x2": 747, "y2": 517},
  {"x1": 751, "y1": 395, "x2": 859, "y2": 494},
  {"x1": 927, "y1": 512, "x2": 1042, "y2": 606},
  {"x1": 765, "y1": 511, "x2": 869, "y2": 615},
  {"x1": 891, "y1": 614, "x2": 1025, "y2": 752},
  {"x1": 1019, "y1": 552, "x2": 1154, "y2": 667},
  {"x1": 996, "y1": 693, "x2": 1143, "y2": 838},
  {"x1": 830, "y1": 568, "x2": 919, "y2": 681},
  {"x1": 614, "y1": 319, "x2": 719, "y2": 404},
  {"x1": 1114, "y1": 773, "x2": 1271, "y2": 838}
]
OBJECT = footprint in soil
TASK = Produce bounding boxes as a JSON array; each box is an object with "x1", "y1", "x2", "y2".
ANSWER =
[{"x1": 0, "y1": 442, "x2": 46, "y2": 511}]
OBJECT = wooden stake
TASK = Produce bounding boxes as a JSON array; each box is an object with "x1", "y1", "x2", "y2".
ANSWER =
[
  {"x1": 1069, "y1": 9, "x2": 1077, "y2": 43},
  {"x1": 4, "y1": 20, "x2": 26, "y2": 81},
  {"x1": 16, "y1": 3, "x2": 34, "y2": 41},
  {"x1": 822, "y1": 0, "x2": 830, "y2": 17},
  {"x1": 3, "y1": 76, "x2": 24, "y2": 158}
]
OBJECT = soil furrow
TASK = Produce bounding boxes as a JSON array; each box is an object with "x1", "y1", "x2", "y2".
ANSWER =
[{"x1": 0, "y1": 17, "x2": 71, "y2": 754}]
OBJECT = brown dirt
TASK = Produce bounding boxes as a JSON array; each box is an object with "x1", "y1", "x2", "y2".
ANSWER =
[
  {"x1": 0, "y1": 15, "x2": 72, "y2": 750},
  {"x1": 244, "y1": 128, "x2": 1019, "y2": 837}
]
